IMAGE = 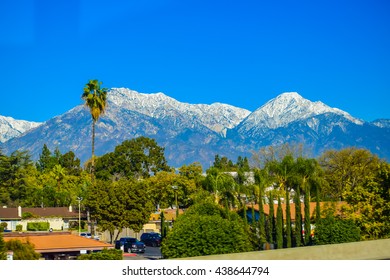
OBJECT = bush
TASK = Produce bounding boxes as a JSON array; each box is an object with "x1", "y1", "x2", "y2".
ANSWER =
[
  {"x1": 22, "y1": 212, "x2": 38, "y2": 219},
  {"x1": 77, "y1": 249, "x2": 123, "y2": 260},
  {"x1": 16, "y1": 225, "x2": 23, "y2": 232},
  {"x1": 161, "y1": 202, "x2": 253, "y2": 258},
  {"x1": 5, "y1": 239, "x2": 41, "y2": 260},
  {"x1": 0, "y1": 222, "x2": 7, "y2": 230},
  {"x1": 0, "y1": 233, "x2": 6, "y2": 260},
  {"x1": 27, "y1": 222, "x2": 50, "y2": 231},
  {"x1": 314, "y1": 214, "x2": 361, "y2": 245}
]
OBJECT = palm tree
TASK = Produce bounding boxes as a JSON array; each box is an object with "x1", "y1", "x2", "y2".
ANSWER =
[{"x1": 81, "y1": 79, "x2": 108, "y2": 179}]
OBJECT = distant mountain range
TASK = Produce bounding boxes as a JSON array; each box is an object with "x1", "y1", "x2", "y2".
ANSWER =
[
  {"x1": 0, "y1": 115, "x2": 42, "y2": 143},
  {"x1": 1, "y1": 89, "x2": 389, "y2": 168}
]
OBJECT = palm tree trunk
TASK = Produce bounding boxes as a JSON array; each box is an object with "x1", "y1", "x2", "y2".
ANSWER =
[{"x1": 91, "y1": 120, "x2": 96, "y2": 181}]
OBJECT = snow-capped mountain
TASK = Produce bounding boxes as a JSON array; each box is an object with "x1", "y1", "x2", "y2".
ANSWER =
[
  {"x1": 235, "y1": 92, "x2": 363, "y2": 138},
  {"x1": 371, "y1": 119, "x2": 390, "y2": 128},
  {"x1": 108, "y1": 88, "x2": 250, "y2": 136},
  {"x1": 0, "y1": 115, "x2": 42, "y2": 143},
  {"x1": 1, "y1": 89, "x2": 389, "y2": 167}
]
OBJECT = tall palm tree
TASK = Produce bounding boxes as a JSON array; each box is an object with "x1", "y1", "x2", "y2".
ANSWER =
[{"x1": 81, "y1": 79, "x2": 108, "y2": 179}]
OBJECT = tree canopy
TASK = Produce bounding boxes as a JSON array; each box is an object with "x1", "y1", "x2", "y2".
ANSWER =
[
  {"x1": 161, "y1": 201, "x2": 253, "y2": 258},
  {"x1": 95, "y1": 137, "x2": 171, "y2": 180}
]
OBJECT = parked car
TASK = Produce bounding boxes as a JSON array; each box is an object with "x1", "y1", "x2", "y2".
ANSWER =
[
  {"x1": 140, "y1": 232, "x2": 162, "y2": 247},
  {"x1": 80, "y1": 232, "x2": 92, "y2": 238},
  {"x1": 115, "y1": 237, "x2": 145, "y2": 253}
]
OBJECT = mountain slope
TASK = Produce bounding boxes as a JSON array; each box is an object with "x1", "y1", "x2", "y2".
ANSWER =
[
  {"x1": 1, "y1": 89, "x2": 389, "y2": 167},
  {"x1": 0, "y1": 115, "x2": 42, "y2": 143},
  {"x1": 235, "y1": 92, "x2": 363, "y2": 138},
  {"x1": 109, "y1": 88, "x2": 250, "y2": 136}
]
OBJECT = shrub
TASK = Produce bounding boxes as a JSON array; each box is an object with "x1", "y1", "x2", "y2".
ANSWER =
[
  {"x1": 77, "y1": 249, "x2": 123, "y2": 260},
  {"x1": 314, "y1": 214, "x2": 361, "y2": 245},
  {"x1": 5, "y1": 239, "x2": 41, "y2": 260},
  {"x1": 27, "y1": 222, "x2": 50, "y2": 231},
  {"x1": 16, "y1": 225, "x2": 23, "y2": 232},
  {"x1": 161, "y1": 201, "x2": 253, "y2": 258},
  {"x1": 0, "y1": 222, "x2": 7, "y2": 232},
  {"x1": 0, "y1": 233, "x2": 6, "y2": 260}
]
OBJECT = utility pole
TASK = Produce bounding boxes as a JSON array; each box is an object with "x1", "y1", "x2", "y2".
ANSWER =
[{"x1": 77, "y1": 197, "x2": 83, "y2": 236}]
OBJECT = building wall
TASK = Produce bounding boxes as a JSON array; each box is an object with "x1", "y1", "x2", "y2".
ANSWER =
[{"x1": 19, "y1": 217, "x2": 64, "y2": 231}]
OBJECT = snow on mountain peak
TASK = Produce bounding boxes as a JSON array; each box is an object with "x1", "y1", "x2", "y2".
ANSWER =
[
  {"x1": 0, "y1": 115, "x2": 42, "y2": 143},
  {"x1": 107, "y1": 87, "x2": 250, "y2": 135},
  {"x1": 238, "y1": 92, "x2": 363, "y2": 134}
]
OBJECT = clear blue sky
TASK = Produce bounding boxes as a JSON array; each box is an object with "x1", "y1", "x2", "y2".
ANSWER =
[{"x1": 0, "y1": 0, "x2": 389, "y2": 122}]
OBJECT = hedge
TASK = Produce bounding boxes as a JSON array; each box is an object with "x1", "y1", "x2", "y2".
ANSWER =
[{"x1": 27, "y1": 222, "x2": 50, "y2": 231}]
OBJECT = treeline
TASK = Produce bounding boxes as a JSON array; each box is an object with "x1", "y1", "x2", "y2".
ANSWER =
[{"x1": 1, "y1": 138, "x2": 390, "y2": 246}]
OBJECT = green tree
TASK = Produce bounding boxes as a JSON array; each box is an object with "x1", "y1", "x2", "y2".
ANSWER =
[
  {"x1": 276, "y1": 197, "x2": 284, "y2": 249},
  {"x1": 204, "y1": 167, "x2": 237, "y2": 210},
  {"x1": 60, "y1": 150, "x2": 81, "y2": 176},
  {"x1": 95, "y1": 137, "x2": 170, "y2": 180},
  {"x1": 267, "y1": 191, "x2": 275, "y2": 244},
  {"x1": 267, "y1": 155, "x2": 295, "y2": 248},
  {"x1": 0, "y1": 233, "x2": 6, "y2": 260},
  {"x1": 36, "y1": 144, "x2": 56, "y2": 172},
  {"x1": 320, "y1": 148, "x2": 390, "y2": 239},
  {"x1": 315, "y1": 207, "x2": 361, "y2": 245},
  {"x1": 81, "y1": 79, "x2": 108, "y2": 179},
  {"x1": 0, "y1": 151, "x2": 36, "y2": 206},
  {"x1": 86, "y1": 179, "x2": 154, "y2": 243},
  {"x1": 146, "y1": 171, "x2": 198, "y2": 211},
  {"x1": 253, "y1": 168, "x2": 269, "y2": 246},
  {"x1": 294, "y1": 184, "x2": 303, "y2": 247},
  {"x1": 5, "y1": 239, "x2": 41, "y2": 260},
  {"x1": 50, "y1": 164, "x2": 66, "y2": 191},
  {"x1": 161, "y1": 201, "x2": 252, "y2": 258}
]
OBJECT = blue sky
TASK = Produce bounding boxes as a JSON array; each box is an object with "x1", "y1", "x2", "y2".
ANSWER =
[{"x1": 0, "y1": 0, "x2": 389, "y2": 122}]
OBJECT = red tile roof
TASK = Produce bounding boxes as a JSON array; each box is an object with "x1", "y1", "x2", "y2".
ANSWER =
[{"x1": 3, "y1": 232, "x2": 113, "y2": 253}]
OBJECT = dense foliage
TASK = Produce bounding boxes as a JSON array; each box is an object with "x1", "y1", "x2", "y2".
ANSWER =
[
  {"x1": 0, "y1": 233, "x2": 6, "y2": 260},
  {"x1": 5, "y1": 239, "x2": 41, "y2": 260},
  {"x1": 314, "y1": 207, "x2": 361, "y2": 245},
  {"x1": 1, "y1": 137, "x2": 389, "y2": 258},
  {"x1": 77, "y1": 248, "x2": 123, "y2": 260},
  {"x1": 161, "y1": 201, "x2": 253, "y2": 258},
  {"x1": 86, "y1": 178, "x2": 154, "y2": 243}
]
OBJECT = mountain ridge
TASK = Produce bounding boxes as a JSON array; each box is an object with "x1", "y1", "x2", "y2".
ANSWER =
[
  {"x1": 1, "y1": 89, "x2": 389, "y2": 167},
  {"x1": 0, "y1": 115, "x2": 42, "y2": 143}
]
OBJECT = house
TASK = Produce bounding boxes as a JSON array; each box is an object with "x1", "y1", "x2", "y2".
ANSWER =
[
  {"x1": 2, "y1": 231, "x2": 113, "y2": 260},
  {"x1": 0, "y1": 206, "x2": 86, "y2": 231}
]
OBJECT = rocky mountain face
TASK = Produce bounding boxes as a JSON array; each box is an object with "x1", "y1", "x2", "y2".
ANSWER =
[
  {"x1": 0, "y1": 115, "x2": 42, "y2": 143},
  {"x1": 1, "y1": 90, "x2": 389, "y2": 168}
]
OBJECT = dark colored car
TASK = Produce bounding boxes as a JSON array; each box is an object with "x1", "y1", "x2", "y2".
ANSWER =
[
  {"x1": 115, "y1": 237, "x2": 145, "y2": 253},
  {"x1": 140, "y1": 232, "x2": 162, "y2": 247}
]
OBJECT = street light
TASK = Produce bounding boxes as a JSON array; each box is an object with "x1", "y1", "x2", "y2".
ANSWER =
[
  {"x1": 77, "y1": 197, "x2": 83, "y2": 236},
  {"x1": 171, "y1": 185, "x2": 179, "y2": 218}
]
